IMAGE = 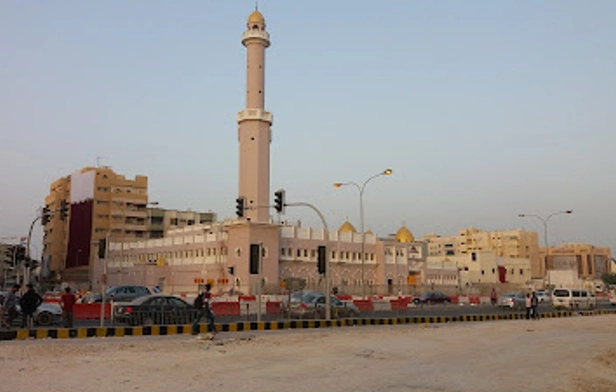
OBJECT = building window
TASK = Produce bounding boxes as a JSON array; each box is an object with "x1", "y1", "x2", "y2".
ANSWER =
[
  {"x1": 471, "y1": 252, "x2": 476, "y2": 261},
  {"x1": 310, "y1": 249, "x2": 316, "y2": 259},
  {"x1": 519, "y1": 269, "x2": 523, "y2": 275}
]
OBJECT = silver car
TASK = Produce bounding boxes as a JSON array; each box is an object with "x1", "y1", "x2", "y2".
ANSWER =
[
  {"x1": 282, "y1": 290, "x2": 360, "y2": 319},
  {"x1": 497, "y1": 293, "x2": 526, "y2": 310}
]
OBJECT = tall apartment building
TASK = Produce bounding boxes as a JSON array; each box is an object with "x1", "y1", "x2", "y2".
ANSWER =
[
  {"x1": 43, "y1": 167, "x2": 149, "y2": 281},
  {"x1": 420, "y1": 227, "x2": 541, "y2": 277}
]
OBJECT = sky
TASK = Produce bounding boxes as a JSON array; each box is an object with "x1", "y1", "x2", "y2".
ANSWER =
[{"x1": 1, "y1": 1, "x2": 615, "y2": 258}]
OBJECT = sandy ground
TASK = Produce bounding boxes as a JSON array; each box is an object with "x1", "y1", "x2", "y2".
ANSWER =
[{"x1": 1, "y1": 315, "x2": 615, "y2": 392}]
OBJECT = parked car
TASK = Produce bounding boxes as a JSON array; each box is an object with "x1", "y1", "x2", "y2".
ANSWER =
[
  {"x1": 113, "y1": 295, "x2": 197, "y2": 326},
  {"x1": 81, "y1": 285, "x2": 151, "y2": 304},
  {"x1": 609, "y1": 290, "x2": 616, "y2": 307},
  {"x1": 412, "y1": 291, "x2": 451, "y2": 305},
  {"x1": 535, "y1": 290, "x2": 552, "y2": 303},
  {"x1": 552, "y1": 288, "x2": 596, "y2": 310},
  {"x1": 497, "y1": 293, "x2": 526, "y2": 310},
  {"x1": 282, "y1": 290, "x2": 360, "y2": 319},
  {"x1": 1, "y1": 295, "x2": 62, "y2": 327}
]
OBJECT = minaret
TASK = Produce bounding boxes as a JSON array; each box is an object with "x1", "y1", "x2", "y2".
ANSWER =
[{"x1": 237, "y1": 9, "x2": 273, "y2": 223}]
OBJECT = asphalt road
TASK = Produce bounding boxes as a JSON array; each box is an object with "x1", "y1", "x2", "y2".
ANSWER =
[{"x1": 32, "y1": 301, "x2": 614, "y2": 329}]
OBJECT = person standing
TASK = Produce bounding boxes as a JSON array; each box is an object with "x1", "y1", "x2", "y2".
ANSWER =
[
  {"x1": 531, "y1": 291, "x2": 539, "y2": 320},
  {"x1": 490, "y1": 288, "x2": 498, "y2": 306},
  {"x1": 60, "y1": 287, "x2": 77, "y2": 328},
  {"x1": 2, "y1": 284, "x2": 20, "y2": 328},
  {"x1": 525, "y1": 293, "x2": 532, "y2": 320},
  {"x1": 20, "y1": 284, "x2": 43, "y2": 328},
  {"x1": 191, "y1": 283, "x2": 216, "y2": 335}
]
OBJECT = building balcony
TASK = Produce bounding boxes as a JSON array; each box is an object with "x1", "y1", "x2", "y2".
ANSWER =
[
  {"x1": 236, "y1": 109, "x2": 273, "y2": 125},
  {"x1": 241, "y1": 29, "x2": 270, "y2": 47}
]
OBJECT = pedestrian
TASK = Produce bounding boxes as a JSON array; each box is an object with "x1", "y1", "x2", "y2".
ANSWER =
[
  {"x1": 60, "y1": 287, "x2": 77, "y2": 328},
  {"x1": 531, "y1": 291, "x2": 539, "y2": 320},
  {"x1": 2, "y1": 284, "x2": 20, "y2": 328},
  {"x1": 490, "y1": 288, "x2": 498, "y2": 306},
  {"x1": 525, "y1": 293, "x2": 532, "y2": 320},
  {"x1": 20, "y1": 284, "x2": 43, "y2": 329},
  {"x1": 192, "y1": 283, "x2": 216, "y2": 335}
]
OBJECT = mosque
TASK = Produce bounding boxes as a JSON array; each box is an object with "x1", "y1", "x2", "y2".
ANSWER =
[{"x1": 100, "y1": 9, "x2": 450, "y2": 296}]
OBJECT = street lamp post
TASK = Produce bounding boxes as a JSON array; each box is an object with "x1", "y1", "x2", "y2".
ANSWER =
[
  {"x1": 334, "y1": 169, "x2": 393, "y2": 298},
  {"x1": 518, "y1": 210, "x2": 573, "y2": 277}
]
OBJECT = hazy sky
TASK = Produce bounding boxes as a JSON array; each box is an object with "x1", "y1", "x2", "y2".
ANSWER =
[{"x1": 1, "y1": 1, "x2": 615, "y2": 257}]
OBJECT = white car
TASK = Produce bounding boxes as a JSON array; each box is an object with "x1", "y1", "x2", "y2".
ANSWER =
[{"x1": 535, "y1": 290, "x2": 552, "y2": 303}]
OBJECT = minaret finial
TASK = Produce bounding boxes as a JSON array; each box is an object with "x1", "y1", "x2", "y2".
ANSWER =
[{"x1": 255, "y1": 1, "x2": 258, "y2": 11}]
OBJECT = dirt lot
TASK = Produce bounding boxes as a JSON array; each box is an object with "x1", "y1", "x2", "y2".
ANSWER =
[{"x1": 1, "y1": 315, "x2": 615, "y2": 392}]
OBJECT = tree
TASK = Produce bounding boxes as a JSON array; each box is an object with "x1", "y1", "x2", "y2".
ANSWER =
[{"x1": 600, "y1": 272, "x2": 616, "y2": 285}]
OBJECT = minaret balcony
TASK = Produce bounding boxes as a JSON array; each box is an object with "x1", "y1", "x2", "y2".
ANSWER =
[
  {"x1": 237, "y1": 109, "x2": 273, "y2": 125},
  {"x1": 242, "y1": 30, "x2": 271, "y2": 47}
]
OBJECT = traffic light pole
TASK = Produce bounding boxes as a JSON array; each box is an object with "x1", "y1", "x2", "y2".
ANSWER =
[
  {"x1": 285, "y1": 202, "x2": 331, "y2": 321},
  {"x1": 24, "y1": 215, "x2": 42, "y2": 286}
]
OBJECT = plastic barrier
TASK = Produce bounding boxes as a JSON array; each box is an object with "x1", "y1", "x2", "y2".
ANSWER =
[
  {"x1": 390, "y1": 299, "x2": 408, "y2": 311},
  {"x1": 336, "y1": 295, "x2": 353, "y2": 301},
  {"x1": 211, "y1": 302, "x2": 241, "y2": 316},
  {"x1": 239, "y1": 295, "x2": 256, "y2": 302},
  {"x1": 353, "y1": 299, "x2": 374, "y2": 312},
  {"x1": 450, "y1": 296, "x2": 459, "y2": 304},
  {"x1": 266, "y1": 301, "x2": 282, "y2": 315},
  {"x1": 372, "y1": 299, "x2": 393, "y2": 312},
  {"x1": 74, "y1": 303, "x2": 111, "y2": 320}
]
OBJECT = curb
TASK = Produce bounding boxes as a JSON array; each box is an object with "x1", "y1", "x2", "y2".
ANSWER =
[{"x1": 2, "y1": 309, "x2": 615, "y2": 341}]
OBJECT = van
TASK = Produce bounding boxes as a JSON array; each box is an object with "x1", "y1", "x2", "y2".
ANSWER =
[{"x1": 552, "y1": 288, "x2": 596, "y2": 310}]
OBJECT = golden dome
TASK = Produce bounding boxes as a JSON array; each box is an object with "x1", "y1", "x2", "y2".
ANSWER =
[
  {"x1": 339, "y1": 221, "x2": 357, "y2": 233},
  {"x1": 395, "y1": 226, "x2": 415, "y2": 243},
  {"x1": 248, "y1": 10, "x2": 265, "y2": 24}
]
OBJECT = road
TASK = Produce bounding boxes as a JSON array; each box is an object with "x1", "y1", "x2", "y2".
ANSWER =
[{"x1": 37, "y1": 301, "x2": 614, "y2": 329}]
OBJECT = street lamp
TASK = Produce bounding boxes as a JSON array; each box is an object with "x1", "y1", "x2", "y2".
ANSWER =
[
  {"x1": 518, "y1": 210, "x2": 572, "y2": 278},
  {"x1": 334, "y1": 168, "x2": 393, "y2": 298}
]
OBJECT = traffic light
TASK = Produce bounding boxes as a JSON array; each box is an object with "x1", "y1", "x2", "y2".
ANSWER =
[
  {"x1": 236, "y1": 197, "x2": 245, "y2": 218},
  {"x1": 317, "y1": 245, "x2": 326, "y2": 274},
  {"x1": 59, "y1": 200, "x2": 69, "y2": 220},
  {"x1": 15, "y1": 245, "x2": 26, "y2": 262},
  {"x1": 41, "y1": 206, "x2": 51, "y2": 225},
  {"x1": 98, "y1": 238, "x2": 107, "y2": 259},
  {"x1": 274, "y1": 189, "x2": 285, "y2": 214},
  {"x1": 249, "y1": 244, "x2": 260, "y2": 275}
]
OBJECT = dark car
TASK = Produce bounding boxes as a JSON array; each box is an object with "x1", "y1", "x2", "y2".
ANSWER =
[
  {"x1": 412, "y1": 291, "x2": 451, "y2": 305},
  {"x1": 113, "y1": 295, "x2": 197, "y2": 326},
  {"x1": 82, "y1": 285, "x2": 151, "y2": 303},
  {"x1": 282, "y1": 290, "x2": 360, "y2": 319}
]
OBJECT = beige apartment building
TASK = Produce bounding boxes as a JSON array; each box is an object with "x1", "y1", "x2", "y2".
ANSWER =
[
  {"x1": 43, "y1": 167, "x2": 148, "y2": 281},
  {"x1": 42, "y1": 167, "x2": 217, "y2": 283},
  {"x1": 541, "y1": 243, "x2": 612, "y2": 279},
  {"x1": 421, "y1": 227, "x2": 541, "y2": 277},
  {"x1": 147, "y1": 208, "x2": 216, "y2": 239}
]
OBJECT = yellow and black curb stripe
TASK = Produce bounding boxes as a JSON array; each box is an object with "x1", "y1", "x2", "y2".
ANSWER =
[{"x1": 2, "y1": 309, "x2": 614, "y2": 341}]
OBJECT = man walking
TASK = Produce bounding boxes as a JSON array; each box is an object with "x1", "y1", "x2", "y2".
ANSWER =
[
  {"x1": 531, "y1": 291, "x2": 539, "y2": 320},
  {"x1": 525, "y1": 293, "x2": 532, "y2": 320},
  {"x1": 192, "y1": 283, "x2": 216, "y2": 335},
  {"x1": 20, "y1": 284, "x2": 43, "y2": 329},
  {"x1": 2, "y1": 284, "x2": 20, "y2": 328},
  {"x1": 60, "y1": 287, "x2": 77, "y2": 328}
]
